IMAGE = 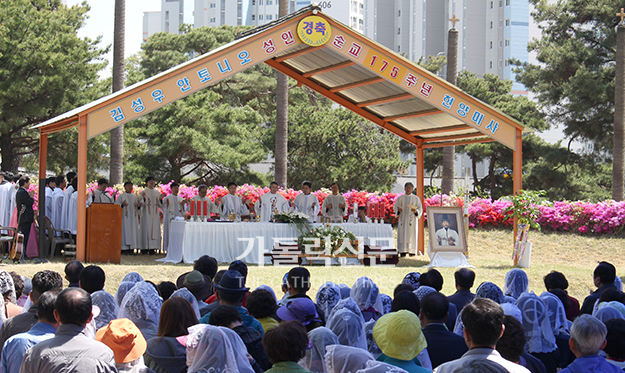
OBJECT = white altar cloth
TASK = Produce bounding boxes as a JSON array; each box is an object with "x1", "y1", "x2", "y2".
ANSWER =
[{"x1": 159, "y1": 221, "x2": 394, "y2": 264}]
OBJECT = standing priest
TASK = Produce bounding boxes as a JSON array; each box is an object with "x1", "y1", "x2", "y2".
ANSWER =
[
  {"x1": 140, "y1": 176, "x2": 163, "y2": 254},
  {"x1": 163, "y1": 182, "x2": 185, "y2": 251},
  {"x1": 218, "y1": 182, "x2": 249, "y2": 219},
  {"x1": 291, "y1": 181, "x2": 319, "y2": 222},
  {"x1": 393, "y1": 182, "x2": 423, "y2": 257},
  {"x1": 255, "y1": 181, "x2": 288, "y2": 222},
  {"x1": 115, "y1": 181, "x2": 141, "y2": 254},
  {"x1": 188, "y1": 184, "x2": 219, "y2": 220},
  {"x1": 321, "y1": 183, "x2": 347, "y2": 223}
]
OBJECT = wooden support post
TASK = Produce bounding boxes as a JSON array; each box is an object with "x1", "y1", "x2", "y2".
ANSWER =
[
  {"x1": 513, "y1": 128, "x2": 523, "y2": 263},
  {"x1": 38, "y1": 134, "x2": 48, "y2": 259},
  {"x1": 416, "y1": 139, "x2": 425, "y2": 255},
  {"x1": 76, "y1": 116, "x2": 88, "y2": 262}
]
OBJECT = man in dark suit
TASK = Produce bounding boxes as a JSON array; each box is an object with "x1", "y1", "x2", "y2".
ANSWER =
[
  {"x1": 15, "y1": 176, "x2": 34, "y2": 258},
  {"x1": 447, "y1": 268, "x2": 476, "y2": 312},
  {"x1": 580, "y1": 261, "x2": 617, "y2": 315},
  {"x1": 420, "y1": 292, "x2": 468, "y2": 368}
]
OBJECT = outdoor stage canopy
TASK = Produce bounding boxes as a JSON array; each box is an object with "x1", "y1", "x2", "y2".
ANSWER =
[{"x1": 32, "y1": 5, "x2": 525, "y2": 261}]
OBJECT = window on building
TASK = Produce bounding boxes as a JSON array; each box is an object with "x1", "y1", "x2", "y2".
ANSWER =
[
  {"x1": 490, "y1": 1, "x2": 493, "y2": 8},
  {"x1": 209, "y1": 17, "x2": 215, "y2": 22},
  {"x1": 165, "y1": 10, "x2": 169, "y2": 20},
  {"x1": 505, "y1": 18, "x2": 510, "y2": 26},
  {"x1": 398, "y1": 45, "x2": 401, "y2": 52},
  {"x1": 209, "y1": 2, "x2": 216, "y2": 7},
  {"x1": 505, "y1": 38, "x2": 510, "y2": 46},
  {"x1": 499, "y1": 39, "x2": 502, "y2": 47},
  {"x1": 499, "y1": 20, "x2": 503, "y2": 27},
  {"x1": 259, "y1": 14, "x2": 263, "y2": 20},
  {"x1": 489, "y1": 61, "x2": 493, "y2": 68},
  {"x1": 499, "y1": 0, "x2": 502, "y2": 6},
  {"x1": 259, "y1": 0, "x2": 263, "y2": 4},
  {"x1": 267, "y1": 0, "x2": 272, "y2": 4},
  {"x1": 252, "y1": 14, "x2": 255, "y2": 20},
  {"x1": 506, "y1": 0, "x2": 510, "y2": 5},
  {"x1": 498, "y1": 59, "x2": 502, "y2": 67},
  {"x1": 267, "y1": 14, "x2": 272, "y2": 20},
  {"x1": 398, "y1": 27, "x2": 401, "y2": 34},
  {"x1": 505, "y1": 59, "x2": 509, "y2": 66},
  {"x1": 351, "y1": 16, "x2": 357, "y2": 28},
  {"x1": 490, "y1": 41, "x2": 493, "y2": 49},
  {"x1": 490, "y1": 21, "x2": 493, "y2": 29},
  {"x1": 252, "y1": 0, "x2": 255, "y2": 4},
  {"x1": 398, "y1": 9, "x2": 401, "y2": 16}
]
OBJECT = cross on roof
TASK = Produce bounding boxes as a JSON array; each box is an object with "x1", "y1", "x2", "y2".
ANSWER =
[
  {"x1": 618, "y1": 8, "x2": 625, "y2": 23},
  {"x1": 449, "y1": 14, "x2": 460, "y2": 28}
]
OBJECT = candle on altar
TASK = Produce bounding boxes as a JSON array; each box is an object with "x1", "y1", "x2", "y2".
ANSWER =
[
  {"x1": 380, "y1": 201, "x2": 386, "y2": 220},
  {"x1": 367, "y1": 202, "x2": 373, "y2": 218},
  {"x1": 353, "y1": 202, "x2": 358, "y2": 216},
  {"x1": 372, "y1": 203, "x2": 378, "y2": 219},
  {"x1": 203, "y1": 201, "x2": 208, "y2": 216},
  {"x1": 190, "y1": 200, "x2": 195, "y2": 215}
]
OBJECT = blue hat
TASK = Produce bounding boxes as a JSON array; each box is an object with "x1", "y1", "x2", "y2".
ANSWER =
[{"x1": 214, "y1": 270, "x2": 249, "y2": 293}]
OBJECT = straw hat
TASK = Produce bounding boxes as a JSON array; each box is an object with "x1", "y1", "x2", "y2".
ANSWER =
[
  {"x1": 96, "y1": 318, "x2": 147, "y2": 364},
  {"x1": 373, "y1": 310, "x2": 427, "y2": 361}
]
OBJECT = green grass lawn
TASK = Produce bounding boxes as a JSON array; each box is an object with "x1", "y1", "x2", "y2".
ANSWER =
[{"x1": 2, "y1": 228, "x2": 624, "y2": 303}]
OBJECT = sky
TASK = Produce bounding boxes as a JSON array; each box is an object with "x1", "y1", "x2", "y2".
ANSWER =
[{"x1": 66, "y1": 0, "x2": 160, "y2": 79}]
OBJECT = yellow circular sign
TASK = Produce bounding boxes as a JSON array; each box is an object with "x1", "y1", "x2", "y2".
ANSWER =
[{"x1": 297, "y1": 16, "x2": 332, "y2": 47}]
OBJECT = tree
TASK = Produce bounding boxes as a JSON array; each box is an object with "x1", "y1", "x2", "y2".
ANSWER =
[
  {"x1": 0, "y1": 0, "x2": 107, "y2": 172},
  {"x1": 513, "y1": 0, "x2": 622, "y2": 197},
  {"x1": 286, "y1": 104, "x2": 408, "y2": 192},
  {"x1": 274, "y1": 0, "x2": 289, "y2": 187},
  {"x1": 109, "y1": 0, "x2": 125, "y2": 185}
]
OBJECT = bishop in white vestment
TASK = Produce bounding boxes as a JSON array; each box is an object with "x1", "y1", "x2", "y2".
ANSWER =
[
  {"x1": 393, "y1": 182, "x2": 423, "y2": 255},
  {"x1": 140, "y1": 177, "x2": 163, "y2": 251},
  {"x1": 291, "y1": 181, "x2": 319, "y2": 222},
  {"x1": 321, "y1": 183, "x2": 347, "y2": 223},
  {"x1": 218, "y1": 182, "x2": 249, "y2": 219},
  {"x1": 255, "y1": 182, "x2": 289, "y2": 222},
  {"x1": 163, "y1": 183, "x2": 185, "y2": 251},
  {"x1": 115, "y1": 182, "x2": 141, "y2": 252}
]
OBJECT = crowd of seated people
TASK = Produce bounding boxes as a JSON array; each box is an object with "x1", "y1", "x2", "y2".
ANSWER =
[{"x1": 0, "y1": 258, "x2": 623, "y2": 373}]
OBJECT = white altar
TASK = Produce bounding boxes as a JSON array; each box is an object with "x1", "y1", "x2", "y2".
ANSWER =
[{"x1": 159, "y1": 221, "x2": 394, "y2": 264}]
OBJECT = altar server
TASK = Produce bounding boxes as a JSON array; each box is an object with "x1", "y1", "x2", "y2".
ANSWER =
[
  {"x1": 115, "y1": 181, "x2": 142, "y2": 253},
  {"x1": 163, "y1": 182, "x2": 185, "y2": 251},
  {"x1": 140, "y1": 176, "x2": 163, "y2": 253},
  {"x1": 291, "y1": 181, "x2": 319, "y2": 222},
  {"x1": 255, "y1": 181, "x2": 289, "y2": 222},
  {"x1": 393, "y1": 182, "x2": 423, "y2": 256},
  {"x1": 218, "y1": 182, "x2": 249, "y2": 218},
  {"x1": 49, "y1": 176, "x2": 66, "y2": 233},
  {"x1": 321, "y1": 183, "x2": 347, "y2": 223},
  {"x1": 44, "y1": 176, "x2": 56, "y2": 221},
  {"x1": 91, "y1": 178, "x2": 114, "y2": 203},
  {"x1": 60, "y1": 172, "x2": 76, "y2": 230},
  {"x1": 188, "y1": 184, "x2": 219, "y2": 219}
]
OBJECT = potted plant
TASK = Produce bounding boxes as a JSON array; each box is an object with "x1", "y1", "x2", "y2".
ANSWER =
[{"x1": 503, "y1": 190, "x2": 545, "y2": 266}]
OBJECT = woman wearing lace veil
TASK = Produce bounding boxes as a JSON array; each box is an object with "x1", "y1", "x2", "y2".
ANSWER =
[
  {"x1": 516, "y1": 292, "x2": 559, "y2": 372},
  {"x1": 0, "y1": 270, "x2": 20, "y2": 317},
  {"x1": 91, "y1": 290, "x2": 120, "y2": 330},
  {"x1": 324, "y1": 345, "x2": 374, "y2": 373},
  {"x1": 327, "y1": 303, "x2": 367, "y2": 350},
  {"x1": 183, "y1": 324, "x2": 254, "y2": 373},
  {"x1": 316, "y1": 282, "x2": 342, "y2": 320},
  {"x1": 350, "y1": 277, "x2": 384, "y2": 322},
  {"x1": 119, "y1": 281, "x2": 163, "y2": 341},
  {"x1": 504, "y1": 269, "x2": 529, "y2": 301}
]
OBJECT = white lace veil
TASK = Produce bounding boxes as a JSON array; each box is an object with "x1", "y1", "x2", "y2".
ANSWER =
[
  {"x1": 0, "y1": 271, "x2": 16, "y2": 303},
  {"x1": 515, "y1": 292, "x2": 557, "y2": 353},
  {"x1": 171, "y1": 288, "x2": 201, "y2": 320},
  {"x1": 186, "y1": 324, "x2": 254, "y2": 373},
  {"x1": 338, "y1": 284, "x2": 351, "y2": 299},
  {"x1": 594, "y1": 305, "x2": 625, "y2": 322},
  {"x1": 356, "y1": 360, "x2": 409, "y2": 373},
  {"x1": 316, "y1": 282, "x2": 342, "y2": 319},
  {"x1": 299, "y1": 326, "x2": 340, "y2": 373},
  {"x1": 413, "y1": 286, "x2": 437, "y2": 302},
  {"x1": 504, "y1": 269, "x2": 529, "y2": 300},
  {"x1": 118, "y1": 281, "x2": 162, "y2": 328},
  {"x1": 380, "y1": 295, "x2": 392, "y2": 315},
  {"x1": 350, "y1": 277, "x2": 383, "y2": 314},
  {"x1": 324, "y1": 345, "x2": 374, "y2": 373},
  {"x1": 122, "y1": 272, "x2": 144, "y2": 283},
  {"x1": 363, "y1": 319, "x2": 381, "y2": 358},
  {"x1": 91, "y1": 290, "x2": 120, "y2": 330},
  {"x1": 327, "y1": 308, "x2": 367, "y2": 350},
  {"x1": 539, "y1": 291, "x2": 569, "y2": 336},
  {"x1": 116, "y1": 281, "x2": 138, "y2": 307},
  {"x1": 328, "y1": 297, "x2": 364, "y2": 323},
  {"x1": 256, "y1": 285, "x2": 277, "y2": 301}
]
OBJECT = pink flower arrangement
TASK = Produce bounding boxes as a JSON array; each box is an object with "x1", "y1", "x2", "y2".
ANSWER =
[{"x1": 23, "y1": 181, "x2": 625, "y2": 234}]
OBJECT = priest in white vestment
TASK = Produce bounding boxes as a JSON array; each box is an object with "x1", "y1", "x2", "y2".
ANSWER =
[
  {"x1": 321, "y1": 183, "x2": 347, "y2": 223},
  {"x1": 435, "y1": 215, "x2": 460, "y2": 247},
  {"x1": 44, "y1": 177, "x2": 56, "y2": 221},
  {"x1": 140, "y1": 176, "x2": 163, "y2": 252},
  {"x1": 0, "y1": 172, "x2": 12, "y2": 228},
  {"x1": 393, "y1": 182, "x2": 423, "y2": 256},
  {"x1": 291, "y1": 181, "x2": 319, "y2": 222},
  {"x1": 60, "y1": 181, "x2": 75, "y2": 231},
  {"x1": 115, "y1": 182, "x2": 142, "y2": 252},
  {"x1": 218, "y1": 182, "x2": 249, "y2": 219},
  {"x1": 51, "y1": 176, "x2": 66, "y2": 231},
  {"x1": 188, "y1": 184, "x2": 219, "y2": 219},
  {"x1": 163, "y1": 182, "x2": 185, "y2": 251},
  {"x1": 255, "y1": 182, "x2": 289, "y2": 222},
  {"x1": 90, "y1": 179, "x2": 114, "y2": 204}
]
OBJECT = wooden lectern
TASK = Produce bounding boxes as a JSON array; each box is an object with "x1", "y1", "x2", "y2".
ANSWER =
[{"x1": 86, "y1": 203, "x2": 122, "y2": 264}]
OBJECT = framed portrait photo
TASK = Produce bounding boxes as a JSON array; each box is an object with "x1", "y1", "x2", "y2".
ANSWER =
[{"x1": 426, "y1": 206, "x2": 467, "y2": 254}]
